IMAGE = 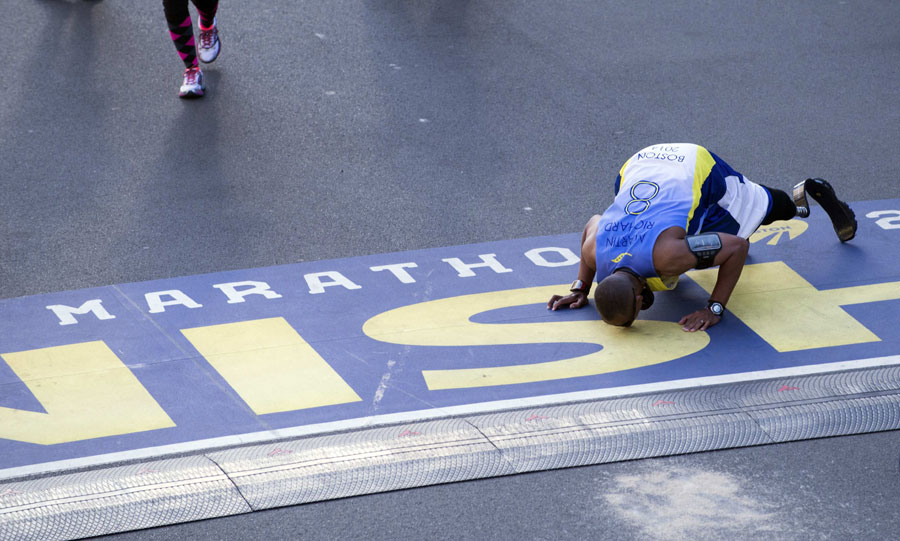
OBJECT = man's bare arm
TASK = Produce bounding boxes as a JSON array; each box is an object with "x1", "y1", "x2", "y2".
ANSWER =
[
  {"x1": 548, "y1": 215, "x2": 600, "y2": 311},
  {"x1": 703, "y1": 234, "x2": 750, "y2": 306},
  {"x1": 654, "y1": 230, "x2": 750, "y2": 331}
]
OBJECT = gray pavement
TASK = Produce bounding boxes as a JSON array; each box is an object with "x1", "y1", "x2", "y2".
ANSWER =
[
  {"x1": 2, "y1": 0, "x2": 899, "y2": 539},
  {"x1": 3, "y1": 0, "x2": 897, "y2": 300}
]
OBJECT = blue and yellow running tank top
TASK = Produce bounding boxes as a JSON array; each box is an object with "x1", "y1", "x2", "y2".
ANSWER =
[{"x1": 595, "y1": 143, "x2": 727, "y2": 291}]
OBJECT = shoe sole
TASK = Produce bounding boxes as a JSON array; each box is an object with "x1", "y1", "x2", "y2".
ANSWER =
[
  {"x1": 806, "y1": 178, "x2": 857, "y2": 242},
  {"x1": 179, "y1": 86, "x2": 205, "y2": 99}
]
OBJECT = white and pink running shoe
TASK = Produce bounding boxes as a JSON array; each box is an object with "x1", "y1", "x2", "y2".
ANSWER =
[
  {"x1": 178, "y1": 66, "x2": 205, "y2": 98},
  {"x1": 198, "y1": 18, "x2": 220, "y2": 64}
]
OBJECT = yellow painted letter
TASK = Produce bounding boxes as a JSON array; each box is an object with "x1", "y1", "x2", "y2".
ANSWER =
[
  {"x1": 362, "y1": 285, "x2": 709, "y2": 390},
  {"x1": 688, "y1": 261, "x2": 900, "y2": 352},
  {"x1": 182, "y1": 317, "x2": 361, "y2": 414},
  {"x1": 0, "y1": 341, "x2": 175, "y2": 445}
]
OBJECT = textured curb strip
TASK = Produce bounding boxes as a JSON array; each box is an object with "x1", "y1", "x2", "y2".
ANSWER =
[{"x1": 2, "y1": 365, "x2": 899, "y2": 540}]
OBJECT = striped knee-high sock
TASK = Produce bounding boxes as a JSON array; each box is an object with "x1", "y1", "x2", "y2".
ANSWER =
[
  {"x1": 193, "y1": 0, "x2": 219, "y2": 30},
  {"x1": 164, "y1": 7, "x2": 198, "y2": 68}
]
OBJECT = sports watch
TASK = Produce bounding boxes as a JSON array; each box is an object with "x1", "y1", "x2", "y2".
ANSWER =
[
  {"x1": 707, "y1": 300, "x2": 725, "y2": 317},
  {"x1": 570, "y1": 279, "x2": 588, "y2": 293}
]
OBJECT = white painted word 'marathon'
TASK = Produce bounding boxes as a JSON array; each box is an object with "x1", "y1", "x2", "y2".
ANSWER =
[{"x1": 45, "y1": 248, "x2": 579, "y2": 325}]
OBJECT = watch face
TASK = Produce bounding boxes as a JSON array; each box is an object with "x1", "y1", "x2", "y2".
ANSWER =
[{"x1": 709, "y1": 303, "x2": 724, "y2": 315}]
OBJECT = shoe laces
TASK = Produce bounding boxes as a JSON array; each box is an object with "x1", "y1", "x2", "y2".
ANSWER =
[
  {"x1": 184, "y1": 67, "x2": 200, "y2": 85},
  {"x1": 200, "y1": 26, "x2": 217, "y2": 49}
]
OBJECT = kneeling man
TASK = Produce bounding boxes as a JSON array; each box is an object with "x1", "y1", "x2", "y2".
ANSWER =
[{"x1": 547, "y1": 143, "x2": 856, "y2": 332}]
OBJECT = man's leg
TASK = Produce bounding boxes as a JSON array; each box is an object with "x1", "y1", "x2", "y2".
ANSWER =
[
  {"x1": 759, "y1": 186, "x2": 800, "y2": 224},
  {"x1": 761, "y1": 181, "x2": 857, "y2": 242}
]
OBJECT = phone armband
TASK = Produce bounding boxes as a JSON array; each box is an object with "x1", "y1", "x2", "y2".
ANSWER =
[{"x1": 685, "y1": 233, "x2": 722, "y2": 269}]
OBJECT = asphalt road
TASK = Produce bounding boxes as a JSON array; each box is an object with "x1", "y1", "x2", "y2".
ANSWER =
[{"x1": 2, "y1": 0, "x2": 899, "y2": 539}]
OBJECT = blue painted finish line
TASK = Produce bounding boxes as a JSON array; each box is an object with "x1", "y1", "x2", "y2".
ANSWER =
[{"x1": 1, "y1": 199, "x2": 899, "y2": 476}]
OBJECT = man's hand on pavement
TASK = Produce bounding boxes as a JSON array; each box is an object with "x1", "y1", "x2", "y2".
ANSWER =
[
  {"x1": 547, "y1": 292, "x2": 588, "y2": 311},
  {"x1": 678, "y1": 308, "x2": 720, "y2": 332}
]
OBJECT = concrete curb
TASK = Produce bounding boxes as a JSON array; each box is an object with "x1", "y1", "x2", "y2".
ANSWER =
[{"x1": 2, "y1": 364, "x2": 899, "y2": 540}]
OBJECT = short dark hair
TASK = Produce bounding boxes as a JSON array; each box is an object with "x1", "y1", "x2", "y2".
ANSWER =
[{"x1": 594, "y1": 273, "x2": 637, "y2": 326}]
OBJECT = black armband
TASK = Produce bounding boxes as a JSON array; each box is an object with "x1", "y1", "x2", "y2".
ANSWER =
[{"x1": 685, "y1": 233, "x2": 722, "y2": 269}]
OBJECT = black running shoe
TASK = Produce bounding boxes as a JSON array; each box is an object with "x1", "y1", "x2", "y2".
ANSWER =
[{"x1": 804, "y1": 178, "x2": 857, "y2": 242}]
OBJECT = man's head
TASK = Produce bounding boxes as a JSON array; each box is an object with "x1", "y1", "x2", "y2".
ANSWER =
[{"x1": 594, "y1": 269, "x2": 646, "y2": 326}]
